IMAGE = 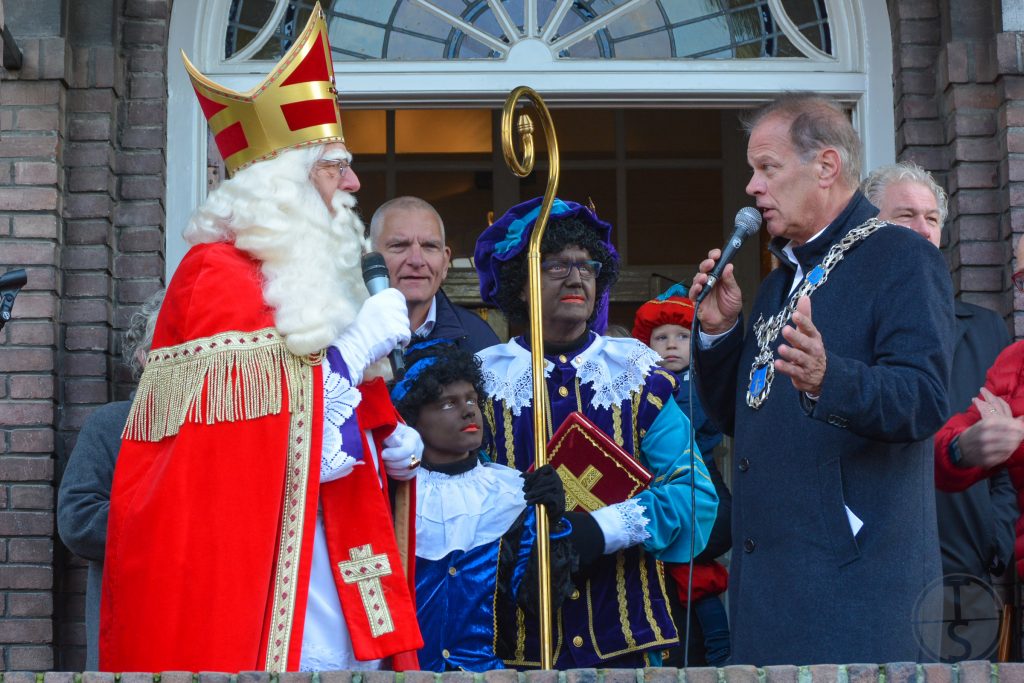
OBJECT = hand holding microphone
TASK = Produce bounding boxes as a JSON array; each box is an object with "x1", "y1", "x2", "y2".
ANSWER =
[
  {"x1": 331, "y1": 256, "x2": 410, "y2": 384},
  {"x1": 359, "y1": 252, "x2": 408, "y2": 378},
  {"x1": 689, "y1": 208, "x2": 761, "y2": 334}
]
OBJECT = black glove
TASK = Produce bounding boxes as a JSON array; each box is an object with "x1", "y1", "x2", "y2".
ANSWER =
[
  {"x1": 522, "y1": 464, "x2": 566, "y2": 522},
  {"x1": 563, "y1": 510, "x2": 605, "y2": 567}
]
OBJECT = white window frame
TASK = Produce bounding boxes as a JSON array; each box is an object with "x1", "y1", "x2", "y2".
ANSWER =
[{"x1": 165, "y1": 0, "x2": 894, "y2": 279}]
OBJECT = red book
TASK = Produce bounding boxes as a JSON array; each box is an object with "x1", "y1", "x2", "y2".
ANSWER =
[{"x1": 545, "y1": 411, "x2": 653, "y2": 513}]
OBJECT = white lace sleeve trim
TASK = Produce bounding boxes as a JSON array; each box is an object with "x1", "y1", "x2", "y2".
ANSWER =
[
  {"x1": 591, "y1": 498, "x2": 651, "y2": 554},
  {"x1": 321, "y1": 364, "x2": 362, "y2": 482}
]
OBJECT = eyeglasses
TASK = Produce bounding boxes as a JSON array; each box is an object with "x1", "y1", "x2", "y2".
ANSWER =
[
  {"x1": 540, "y1": 259, "x2": 603, "y2": 280},
  {"x1": 314, "y1": 159, "x2": 351, "y2": 178},
  {"x1": 1013, "y1": 269, "x2": 1024, "y2": 293}
]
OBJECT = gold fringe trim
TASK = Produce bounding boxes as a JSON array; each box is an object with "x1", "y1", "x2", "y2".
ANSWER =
[{"x1": 123, "y1": 327, "x2": 321, "y2": 443}]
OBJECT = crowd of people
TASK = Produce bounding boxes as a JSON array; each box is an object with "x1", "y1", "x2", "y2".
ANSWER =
[{"x1": 52, "y1": 4, "x2": 1024, "y2": 674}]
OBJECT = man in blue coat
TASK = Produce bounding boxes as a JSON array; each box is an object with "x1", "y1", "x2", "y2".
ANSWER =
[{"x1": 690, "y1": 93, "x2": 954, "y2": 665}]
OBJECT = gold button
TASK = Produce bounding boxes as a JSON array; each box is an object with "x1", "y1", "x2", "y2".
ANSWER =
[
  {"x1": 448, "y1": 566, "x2": 457, "y2": 576},
  {"x1": 572, "y1": 636, "x2": 584, "y2": 647},
  {"x1": 558, "y1": 354, "x2": 568, "y2": 363},
  {"x1": 570, "y1": 590, "x2": 580, "y2": 600},
  {"x1": 558, "y1": 386, "x2": 569, "y2": 397},
  {"x1": 442, "y1": 648, "x2": 450, "y2": 659}
]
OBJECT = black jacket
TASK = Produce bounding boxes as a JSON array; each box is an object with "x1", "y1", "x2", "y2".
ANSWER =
[{"x1": 425, "y1": 289, "x2": 500, "y2": 354}]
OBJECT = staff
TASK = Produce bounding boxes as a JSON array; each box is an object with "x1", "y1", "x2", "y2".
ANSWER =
[{"x1": 500, "y1": 85, "x2": 560, "y2": 670}]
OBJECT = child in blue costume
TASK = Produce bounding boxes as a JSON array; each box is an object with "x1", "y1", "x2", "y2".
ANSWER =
[{"x1": 392, "y1": 341, "x2": 576, "y2": 672}]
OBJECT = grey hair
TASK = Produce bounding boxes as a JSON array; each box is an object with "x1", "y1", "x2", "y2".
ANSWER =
[
  {"x1": 743, "y1": 92, "x2": 862, "y2": 188},
  {"x1": 369, "y1": 196, "x2": 446, "y2": 247},
  {"x1": 861, "y1": 161, "x2": 949, "y2": 227},
  {"x1": 122, "y1": 288, "x2": 165, "y2": 380}
]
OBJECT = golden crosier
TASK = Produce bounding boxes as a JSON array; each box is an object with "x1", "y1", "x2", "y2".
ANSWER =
[{"x1": 182, "y1": 2, "x2": 344, "y2": 175}]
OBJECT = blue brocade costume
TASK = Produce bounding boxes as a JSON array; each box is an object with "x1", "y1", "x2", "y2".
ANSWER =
[
  {"x1": 415, "y1": 459, "x2": 574, "y2": 672},
  {"x1": 477, "y1": 333, "x2": 719, "y2": 668}
]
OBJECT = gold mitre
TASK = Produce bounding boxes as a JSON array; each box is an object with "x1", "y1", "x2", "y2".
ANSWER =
[{"x1": 182, "y1": 3, "x2": 344, "y2": 176}]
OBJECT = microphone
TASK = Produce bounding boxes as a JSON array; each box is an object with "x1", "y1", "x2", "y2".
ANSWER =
[
  {"x1": 694, "y1": 207, "x2": 762, "y2": 305},
  {"x1": 0, "y1": 268, "x2": 27, "y2": 332},
  {"x1": 360, "y1": 252, "x2": 406, "y2": 378}
]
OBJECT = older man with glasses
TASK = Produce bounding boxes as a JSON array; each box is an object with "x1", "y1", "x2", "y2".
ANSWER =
[
  {"x1": 935, "y1": 236, "x2": 1024, "y2": 594},
  {"x1": 470, "y1": 197, "x2": 718, "y2": 670}
]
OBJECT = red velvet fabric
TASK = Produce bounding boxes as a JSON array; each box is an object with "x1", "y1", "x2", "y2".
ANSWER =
[{"x1": 667, "y1": 562, "x2": 729, "y2": 605}]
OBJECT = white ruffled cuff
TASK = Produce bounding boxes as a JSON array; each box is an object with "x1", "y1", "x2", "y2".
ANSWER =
[{"x1": 591, "y1": 499, "x2": 651, "y2": 554}]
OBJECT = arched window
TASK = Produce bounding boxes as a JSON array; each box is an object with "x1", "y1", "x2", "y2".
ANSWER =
[{"x1": 166, "y1": 0, "x2": 893, "y2": 281}]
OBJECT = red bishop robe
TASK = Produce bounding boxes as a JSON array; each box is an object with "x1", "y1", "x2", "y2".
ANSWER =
[{"x1": 99, "y1": 242, "x2": 422, "y2": 672}]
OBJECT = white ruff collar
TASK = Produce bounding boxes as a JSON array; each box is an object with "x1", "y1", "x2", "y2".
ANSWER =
[
  {"x1": 415, "y1": 461, "x2": 526, "y2": 561},
  {"x1": 476, "y1": 335, "x2": 661, "y2": 415}
]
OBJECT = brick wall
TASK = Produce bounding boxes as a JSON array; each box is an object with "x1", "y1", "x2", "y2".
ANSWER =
[
  {"x1": 0, "y1": 0, "x2": 169, "y2": 671},
  {"x1": 0, "y1": 0, "x2": 67, "y2": 669},
  {"x1": 889, "y1": 0, "x2": 1018, "y2": 331}
]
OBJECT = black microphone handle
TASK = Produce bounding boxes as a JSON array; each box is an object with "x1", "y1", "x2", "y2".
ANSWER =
[{"x1": 695, "y1": 231, "x2": 748, "y2": 305}]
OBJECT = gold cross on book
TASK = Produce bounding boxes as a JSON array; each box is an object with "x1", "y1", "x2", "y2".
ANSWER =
[
  {"x1": 557, "y1": 464, "x2": 604, "y2": 512},
  {"x1": 338, "y1": 544, "x2": 395, "y2": 637}
]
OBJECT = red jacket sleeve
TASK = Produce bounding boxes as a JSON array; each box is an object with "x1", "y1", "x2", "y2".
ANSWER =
[{"x1": 935, "y1": 341, "x2": 1024, "y2": 491}]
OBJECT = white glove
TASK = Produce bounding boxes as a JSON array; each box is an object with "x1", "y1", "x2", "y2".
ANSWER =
[
  {"x1": 332, "y1": 288, "x2": 411, "y2": 384},
  {"x1": 381, "y1": 423, "x2": 423, "y2": 481}
]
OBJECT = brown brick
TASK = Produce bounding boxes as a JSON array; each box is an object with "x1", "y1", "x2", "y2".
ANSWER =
[
  {"x1": 847, "y1": 664, "x2": 880, "y2": 683},
  {"x1": 901, "y1": 96, "x2": 940, "y2": 119},
  {"x1": 958, "y1": 661, "x2": 991, "y2": 683},
  {"x1": 954, "y1": 138, "x2": 1000, "y2": 163},
  {"x1": 13, "y1": 161, "x2": 58, "y2": 186},
  {"x1": 0, "y1": 82, "x2": 61, "y2": 106},
  {"x1": 901, "y1": 45, "x2": 940, "y2": 70},
  {"x1": 68, "y1": 167, "x2": 111, "y2": 193},
  {"x1": 0, "y1": 401, "x2": 53, "y2": 426},
  {"x1": 65, "y1": 379, "x2": 109, "y2": 404},
  {"x1": 724, "y1": 666, "x2": 759, "y2": 683},
  {"x1": 115, "y1": 150, "x2": 165, "y2": 176},
  {"x1": 950, "y1": 84, "x2": 1000, "y2": 109},
  {"x1": 122, "y1": 126, "x2": 166, "y2": 150},
  {"x1": 9, "y1": 429, "x2": 54, "y2": 454},
  {"x1": 279, "y1": 674, "x2": 313, "y2": 683},
  {"x1": 998, "y1": 664, "x2": 1024, "y2": 683},
  {"x1": 237, "y1": 673, "x2": 271, "y2": 683},
  {"x1": 114, "y1": 200, "x2": 164, "y2": 226},
  {"x1": 118, "y1": 226, "x2": 163, "y2": 252},
  {"x1": 8, "y1": 293, "x2": 58, "y2": 319},
  {"x1": 945, "y1": 42, "x2": 969, "y2": 83},
  {"x1": 14, "y1": 108, "x2": 59, "y2": 132},
  {"x1": 115, "y1": 253, "x2": 164, "y2": 278},
  {"x1": 62, "y1": 353, "x2": 107, "y2": 377},
  {"x1": 66, "y1": 220, "x2": 112, "y2": 246},
  {"x1": 11, "y1": 215, "x2": 58, "y2": 239},
  {"x1": 82, "y1": 673, "x2": 116, "y2": 683},
  {"x1": 64, "y1": 142, "x2": 113, "y2": 168},
  {"x1": 66, "y1": 273, "x2": 113, "y2": 298},
  {"x1": 121, "y1": 175, "x2": 165, "y2": 200},
  {"x1": 91, "y1": 47, "x2": 117, "y2": 90},
  {"x1": 69, "y1": 115, "x2": 113, "y2": 142},
  {"x1": 683, "y1": 669, "x2": 718, "y2": 683},
  {"x1": 0, "y1": 564, "x2": 53, "y2": 590},
  {"x1": 523, "y1": 672, "x2": 559, "y2": 683},
  {"x1": 1005, "y1": 76, "x2": 1024, "y2": 101},
  {"x1": 10, "y1": 485, "x2": 53, "y2": 510},
  {"x1": 481, "y1": 672, "x2": 519, "y2": 683},
  {"x1": 9, "y1": 539, "x2": 53, "y2": 564},
  {"x1": 123, "y1": 19, "x2": 168, "y2": 46},
  {"x1": 903, "y1": 120, "x2": 944, "y2": 145},
  {"x1": 64, "y1": 245, "x2": 111, "y2": 271},
  {"x1": 961, "y1": 266, "x2": 1004, "y2": 290},
  {"x1": 0, "y1": 134, "x2": 59, "y2": 158},
  {"x1": 897, "y1": 0, "x2": 939, "y2": 20},
  {"x1": 0, "y1": 188, "x2": 59, "y2": 211},
  {"x1": 0, "y1": 456, "x2": 53, "y2": 480},
  {"x1": 0, "y1": 509, "x2": 54, "y2": 535},
  {"x1": 127, "y1": 99, "x2": 167, "y2": 126},
  {"x1": 45, "y1": 671, "x2": 77, "y2": 683},
  {"x1": 899, "y1": 19, "x2": 942, "y2": 46},
  {"x1": 68, "y1": 89, "x2": 115, "y2": 114},
  {"x1": 954, "y1": 165, "x2": 999, "y2": 189},
  {"x1": 65, "y1": 326, "x2": 109, "y2": 351},
  {"x1": 121, "y1": 674, "x2": 157, "y2": 683},
  {"x1": 65, "y1": 193, "x2": 113, "y2": 220},
  {"x1": 61, "y1": 299, "x2": 112, "y2": 324},
  {"x1": 997, "y1": 33, "x2": 1023, "y2": 75},
  {"x1": 8, "y1": 645, "x2": 55, "y2": 670},
  {"x1": 0, "y1": 242, "x2": 57, "y2": 267},
  {"x1": 158, "y1": 674, "x2": 194, "y2": 683},
  {"x1": 117, "y1": 279, "x2": 163, "y2": 304},
  {"x1": 9, "y1": 376, "x2": 54, "y2": 400},
  {"x1": 959, "y1": 215, "x2": 1002, "y2": 240}
]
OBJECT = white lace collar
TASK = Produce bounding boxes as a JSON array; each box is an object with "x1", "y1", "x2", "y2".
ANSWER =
[{"x1": 476, "y1": 334, "x2": 661, "y2": 415}]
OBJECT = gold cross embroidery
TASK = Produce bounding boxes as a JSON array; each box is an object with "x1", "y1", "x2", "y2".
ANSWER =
[
  {"x1": 338, "y1": 544, "x2": 395, "y2": 638},
  {"x1": 557, "y1": 464, "x2": 604, "y2": 512}
]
